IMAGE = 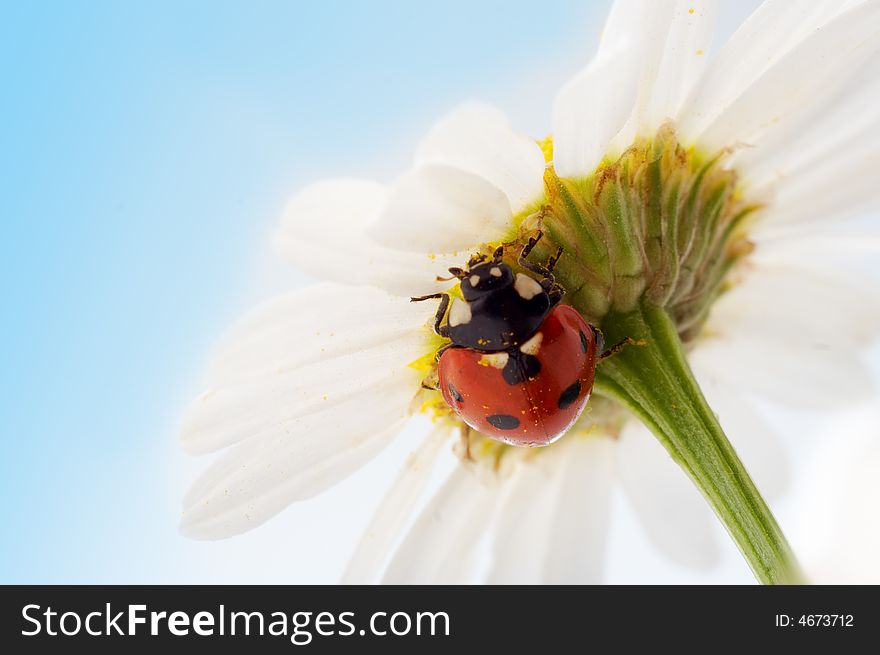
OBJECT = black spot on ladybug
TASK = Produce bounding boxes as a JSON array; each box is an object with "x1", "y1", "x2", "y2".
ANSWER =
[
  {"x1": 501, "y1": 352, "x2": 541, "y2": 385},
  {"x1": 486, "y1": 414, "x2": 521, "y2": 430},
  {"x1": 447, "y1": 383, "x2": 463, "y2": 403},
  {"x1": 579, "y1": 330, "x2": 588, "y2": 353},
  {"x1": 558, "y1": 381, "x2": 582, "y2": 409}
]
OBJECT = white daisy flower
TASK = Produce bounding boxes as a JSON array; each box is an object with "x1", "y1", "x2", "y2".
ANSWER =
[{"x1": 180, "y1": 0, "x2": 880, "y2": 584}]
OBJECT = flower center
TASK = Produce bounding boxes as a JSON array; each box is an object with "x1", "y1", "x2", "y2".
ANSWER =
[
  {"x1": 512, "y1": 123, "x2": 758, "y2": 343},
  {"x1": 414, "y1": 124, "x2": 758, "y2": 468}
]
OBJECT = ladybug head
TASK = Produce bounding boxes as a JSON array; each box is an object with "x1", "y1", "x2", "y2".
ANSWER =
[{"x1": 457, "y1": 256, "x2": 515, "y2": 300}]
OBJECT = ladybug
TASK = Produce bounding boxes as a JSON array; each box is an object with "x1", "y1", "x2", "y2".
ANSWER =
[{"x1": 412, "y1": 232, "x2": 604, "y2": 447}]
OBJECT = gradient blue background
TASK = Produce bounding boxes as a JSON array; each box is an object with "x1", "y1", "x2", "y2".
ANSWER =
[{"x1": 5, "y1": 0, "x2": 853, "y2": 584}]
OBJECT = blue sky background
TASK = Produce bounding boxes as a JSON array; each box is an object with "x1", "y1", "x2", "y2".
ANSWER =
[{"x1": 5, "y1": 0, "x2": 869, "y2": 584}]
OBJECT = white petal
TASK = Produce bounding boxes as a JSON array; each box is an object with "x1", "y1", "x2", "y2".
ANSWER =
[
  {"x1": 690, "y1": 356, "x2": 789, "y2": 500},
  {"x1": 542, "y1": 437, "x2": 615, "y2": 584},
  {"x1": 678, "y1": 0, "x2": 850, "y2": 140},
  {"x1": 182, "y1": 339, "x2": 424, "y2": 455},
  {"x1": 552, "y1": 0, "x2": 654, "y2": 176},
  {"x1": 556, "y1": 0, "x2": 716, "y2": 167},
  {"x1": 644, "y1": 1, "x2": 717, "y2": 128},
  {"x1": 200, "y1": 284, "x2": 435, "y2": 386},
  {"x1": 341, "y1": 425, "x2": 451, "y2": 584},
  {"x1": 702, "y1": 260, "x2": 879, "y2": 410},
  {"x1": 487, "y1": 448, "x2": 568, "y2": 584},
  {"x1": 181, "y1": 284, "x2": 430, "y2": 455},
  {"x1": 203, "y1": 284, "x2": 431, "y2": 388},
  {"x1": 368, "y1": 164, "x2": 511, "y2": 253},
  {"x1": 272, "y1": 178, "x2": 461, "y2": 296},
  {"x1": 179, "y1": 285, "x2": 431, "y2": 539},
  {"x1": 683, "y1": 1, "x2": 880, "y2": 150},
  {"x1": 751, "y1": 135, "x2": 880, "y2": 233},
  {"x1": 735, "y1": 67, "x2": 880, "y2": 192},
  {"x1": 792, "y1": 410, "x2": 880, "y2": 583},
  {"x1": 382, "y1": 467, "x2": 502, "y2": 584},
  {"x1": 694, "y1": 336, "x2": 874, "y2": 411},
  {"x1": 415, "y1": 103, "x2": 546, "y2": 214},
  {"x1": 707, "y1": 260, "x2": 880, "y2": 348},
  {"x1": 610, "y1": 0, "x2": 718, "y2": 150},
  {"x1": 750, "y1": 233, "x2": 880, "y2": 283},
  {"x1": 487, "y1": 436, "x2": 614, "y2": 584},
  {"x1": 617, "y1": 421, "x2": 719, "y2": 569},
  {"x1": 180, "y1": 384, "x2": 415, "y2": 539}
]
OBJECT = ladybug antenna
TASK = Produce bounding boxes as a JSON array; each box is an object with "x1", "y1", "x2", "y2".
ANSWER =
[{"x1": 436, "y1": 267, "x2": 467, "y2": 282}]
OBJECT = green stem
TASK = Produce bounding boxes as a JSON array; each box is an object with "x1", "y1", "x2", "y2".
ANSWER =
[{"x1": 594, "y1": 302, "x2": 801, "y2": 585}]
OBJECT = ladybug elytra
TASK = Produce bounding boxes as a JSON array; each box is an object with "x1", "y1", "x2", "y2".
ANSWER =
[{"x1": 413, "y1": 232, "x2": 603, "y2": 447}]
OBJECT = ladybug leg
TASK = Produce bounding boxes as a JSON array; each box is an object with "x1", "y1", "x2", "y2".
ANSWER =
[
  {"x1": 590, "y1": 325, "x2": 606, "y2": 353},
  {"x1": 521, "y1": 232, "x2": 567, "y2": 306},
  {"x1": 518, "y1": 230, "x2": 546, "y2": 270},
  {"x1": 410, "y1": 292, "x2": 451, "y2": 337},
  {"x1": 519, "y1": 230, "x2": 560, "y2": 283},
  {"x1": 599, "y1": 337, "x2": 636, "y2": 361},
  {"x1": 545, "y1": 245, "x2": 564, "y2": 273},
  {"x1": 420, "y1": 367, "x2": 440, "y2": 390}
]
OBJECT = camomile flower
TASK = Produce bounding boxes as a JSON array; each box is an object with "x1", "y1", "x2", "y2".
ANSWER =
[{"x1": 180, "y1": 0, "x2": 880, "y2": 584}]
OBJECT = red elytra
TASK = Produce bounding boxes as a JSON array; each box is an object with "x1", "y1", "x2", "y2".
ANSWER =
[{"x1": 437, "y1": 304, "x2": 599, "y2": 446}]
